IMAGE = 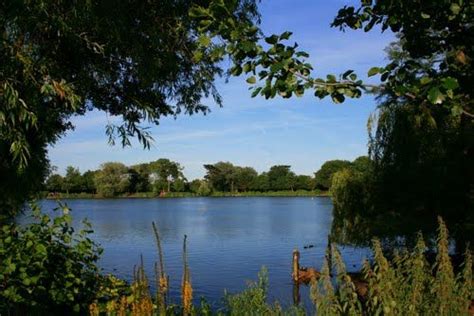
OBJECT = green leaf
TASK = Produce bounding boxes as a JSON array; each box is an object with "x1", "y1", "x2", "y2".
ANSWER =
[
  {"x1": 35, "y1": 244, "x2": 47, "y2": 255},
  {"x1": 251, "y1": 87, "x2": 262, "y2": 98},
  {"x1": 193, "y1": 51, "x2": 203, "y2": 62},
  {"x1": 442, "y1": 77, "x2": 459, "y2": 90},
  {"x1": 326, "y1": 74, "x2": 336, "y2": 82},
  {"x1": 246, "y1": 76, "x2": 256, "y2": 84},
  {"x1": 427, "y1": 87, "x2": 445, "y2": 104},
  {"x1": 331, "y1": 94, "x2": 345, "y2": 104},
  {"x1": 421, "y1": 12, "x2": 430, "y2": 19},
  {"x1": 342, "y1": 70, "x2": 354, "y2": 80},
  {"x1": 243, "y1": 63, "x2": 251, "y2": 73},
  {"x1": 8, "y1": 263, "x2": 17, "y2": 273},
  {"x1": 451, "y1": 105, "x2": 463, "y2": 117},
  {"x1": 295, "y1": 85, "x2": 304, "y2": 97},
  {"x1": 264, "y1": 35, "x2": 279, "y2": 45},
  {"x1": 420, "y1": 77, "x2": 432, "y2": 85},
  {"x1": 240, "y1": 40, "x2": 254, "y2": 52},
  {"x1": 231, "y1": 66, "x2": 242, "y2": 76},
  {"x1": 270, "y1": 62, "x2": 284, "y2": 72},
  {"x1": 189, "y1": 6, "x2": 209, "y2": 18},
  {"x1": 450, "y1": 3, "x2": 461, "y2": 15},
  {"x1": 197, "y1": 35, "x2": 210, "y2": 47},
  {"x1": 279, "y1": 31, "x2": 292, "y2": 40},
  {"x1": 367, "y1": 67, "x2": 381, "y2": 77},
  {"x1": 296, "y1": 51, "x2": 309, "y2": 58}
]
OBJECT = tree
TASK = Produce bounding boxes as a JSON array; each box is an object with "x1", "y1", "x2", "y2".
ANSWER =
[
  {"x1": 366, "y1": 40, "x2": 471, "y2": 229},
  {"x1": 294, "y1": 175, "x2": 314, "y2": 191},
  {"x1": 147, "y1": 159, "x2": 184, "y2": 193},
  {"x1": 351, "y1": 156, "x2": 371, "y2": 174},
  {"x1": 196, "y1": 180, "x2": 212, "y2": 196},
  {"x1": 172, "y1": 178, "x2": 187, "y2": 192},
  {"x1": 314, "y1": 160, "x2": 351, "y2": 191},
  {"x1": 62, "y1": 166, "x2": 83, "y2": 194},
  {"x1": 234, "y1": 167, "x2": 258, "y2": 192},
  {"x1": 45, "y1": 174, "x2": 64, "y2": 193},
  {"x1": 250, "y1": 173, "x2": 270, "y2": 192},
  {"x1": 94, "y1": 162, "x2": 130, "y2": 198},
  {"x1": 0, "y1": 0, "x2": 260, "y2": 214},
  {"x1": 267, "y1": 165, "x2": 295, "y2": 191},
  {"x1": 204, "y1": 162, "x2": 238, "y2": 192},
  {"x1": 129, "y1": 165, "x2": 151, "y2": 192},
  {"x1": 3, "y1": 0, "x2": 473, "y2": 224},
  {"x1": 127, "y1": 168, "x2": 150, "y2": 193},
  {"x1": 189, "y1": 179, "x2": 202, "y2": 194},
  {"x1": 193, "y1": 0, "x2": 473, "y2": 229},
  {"x1": 81, "y1": 170, "x2": 97, "y2": 193}
]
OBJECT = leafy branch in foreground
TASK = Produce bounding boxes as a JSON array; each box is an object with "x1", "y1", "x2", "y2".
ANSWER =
[{"x1": 190, "y1": 0, "x2": 473, "y2": 120}]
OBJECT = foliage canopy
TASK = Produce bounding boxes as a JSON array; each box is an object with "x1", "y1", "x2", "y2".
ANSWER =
[{"x1": 0, "y1": 0, "x2": 259, "y2": 214}]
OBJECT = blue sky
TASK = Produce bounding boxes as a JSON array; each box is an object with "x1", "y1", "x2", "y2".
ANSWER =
[{"x1": 48, "y1": 1, "x2": 394, "y2": 180}]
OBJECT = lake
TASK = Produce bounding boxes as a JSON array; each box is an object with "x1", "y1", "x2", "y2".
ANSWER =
[{"x1": 27, "y1": 197, "x2": 371, "y2": 310}]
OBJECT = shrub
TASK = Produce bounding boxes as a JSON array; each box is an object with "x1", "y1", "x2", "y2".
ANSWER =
[{"x1": 0, "y1": 202, "x2": 102, "y2": 314}]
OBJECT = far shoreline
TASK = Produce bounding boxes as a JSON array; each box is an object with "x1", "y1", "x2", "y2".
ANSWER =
[{"x1": 43, "y1": 190, "x2": 330, "y2": 200}]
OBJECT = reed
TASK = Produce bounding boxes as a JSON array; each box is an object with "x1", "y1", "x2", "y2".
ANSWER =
[
  {"x1": 182, "y1": 234, "x2": 193, "y2": 315},
  {"x1": 152, "y1": 221, "x2": 168, "y2": 314}
]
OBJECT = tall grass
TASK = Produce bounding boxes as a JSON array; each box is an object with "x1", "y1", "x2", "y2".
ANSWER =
[
  {"x1": 182, "y1": 235, "x2": 193, "y2": 315},
  {"x1": 152, "y1": 221, "x2": 168, "y2": 314}
]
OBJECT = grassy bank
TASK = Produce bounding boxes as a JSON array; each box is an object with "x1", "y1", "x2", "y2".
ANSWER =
[{"x1": 44, "y1": 190, "x2": 329, "y2": 200}]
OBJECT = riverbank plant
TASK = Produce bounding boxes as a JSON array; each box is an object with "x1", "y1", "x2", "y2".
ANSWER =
[
  {"x1": 0, "y1": 202, "x2": 102, "y2": 314},
  {"x1": 312, "y1": 217, "x2": 473, "y2": 316}
]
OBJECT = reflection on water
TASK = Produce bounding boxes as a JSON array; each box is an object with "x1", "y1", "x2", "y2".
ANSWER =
[
  {"x1": 18, "y1": 197, "x2": 371, "y2": 309},
  {"x1": 329, "y1": 208, "x2": 472, "y2": 254}
]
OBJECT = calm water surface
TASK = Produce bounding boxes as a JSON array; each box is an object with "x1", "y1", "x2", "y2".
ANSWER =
[{"x1": 30, "y1": 197, "x2": 370, "y2": 309}]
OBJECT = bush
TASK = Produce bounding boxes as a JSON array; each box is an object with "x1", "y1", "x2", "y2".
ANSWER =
[{"x1": 0, "y1": 203, "x2": 102, "y2": 314}]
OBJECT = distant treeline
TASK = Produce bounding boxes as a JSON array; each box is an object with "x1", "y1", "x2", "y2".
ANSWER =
[{"x1": 45, "y1": 157, "x2": 369, "y2": 198}]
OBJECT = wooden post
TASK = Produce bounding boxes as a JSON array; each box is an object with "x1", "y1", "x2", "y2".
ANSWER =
[{"x1": 292, "y1": 249, "x2": 300, "y2": 282}]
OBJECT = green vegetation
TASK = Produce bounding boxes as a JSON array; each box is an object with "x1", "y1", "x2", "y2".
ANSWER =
[
  {"x1": 44, "y1": 159, "x2": 336, "y2": 198},
  {"x1": 330, "y1": 158, "x2": 373, "y2": 217},
  {"x1": 46, "y1": 190, "x2": 326, "y2": 200},
  {"x1": 1, "y1": 0, "x2": 473, "y2": 314},
  {"x1": 314, "y1": 160, "x2": 352, "y2": 191},
  {"x1": 5, "y1": 207, "x2": 469, "y2": 315},
  {"x1": 86, "y1": 218, "x2": 472, "y2": 316},
  {"x1": 93, "y1": 162, "x2": 131, "y2": 198},
  {"x1": 188, "y1": 0, "x2": 474, "y2": 250},
  {"x1": 312, "y1": 218, "x2": 473, "y2": 315},
  {"x1": 0, "y1": 203, "x2": 102, "y2": 314},
  {"x1": 0, "y1": 0, "x2": 260, "y2": 215}
]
